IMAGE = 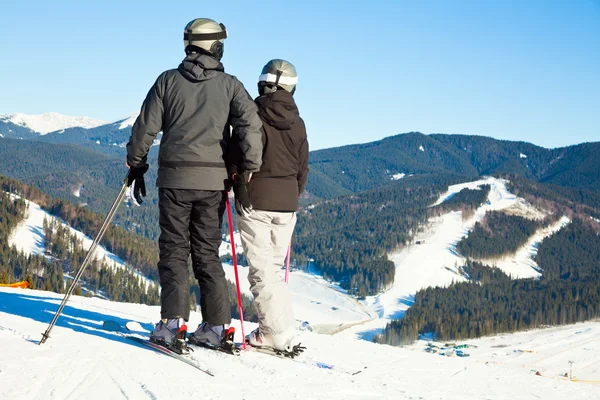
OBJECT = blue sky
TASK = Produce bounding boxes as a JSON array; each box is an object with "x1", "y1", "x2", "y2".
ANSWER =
[{"x1": 1, "y1": 0, "x2": 598, "y2": 150}]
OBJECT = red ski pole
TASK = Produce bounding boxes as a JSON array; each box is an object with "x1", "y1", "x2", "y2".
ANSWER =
[{"x1": 226, "y1": 194, "x2": 247, "y2": 350}]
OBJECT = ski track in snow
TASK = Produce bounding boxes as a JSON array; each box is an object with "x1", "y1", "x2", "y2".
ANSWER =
[
  {"x1": 0, "y1": 287, "x2": 598, "y2": 399},
  {"x1": 7, "y1": 195, "x2": 154, "y2": 289}
]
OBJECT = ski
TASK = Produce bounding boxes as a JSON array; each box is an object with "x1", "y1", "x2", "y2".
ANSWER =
[
  {"x1": 102, "y1": 320, "x2": 214, "y2": 377},
  {"x1": 242, "y1": 342, "x2": 365, "y2": 376}
]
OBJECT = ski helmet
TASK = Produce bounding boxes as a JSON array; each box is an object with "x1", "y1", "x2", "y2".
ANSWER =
[
  {"x1": 183, "y1": 18, "x2": 227, "y2": 60},
  {"x1": 258, "y1": 59, "x2": 298, "y2": 95}
]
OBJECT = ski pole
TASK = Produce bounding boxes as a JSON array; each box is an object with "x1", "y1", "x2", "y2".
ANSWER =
[
  {"x1": 40, "y1": 180, "x2": 128, "y2": 345},
  {"x1": 225, "y1": 194, "x2": 247, "y2": 350},
  {"x1": 284, "y1": 240, "x2": 292, "y2": 284}
]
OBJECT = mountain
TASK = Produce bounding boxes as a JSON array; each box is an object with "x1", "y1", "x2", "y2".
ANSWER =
[
  {"x1": 307, "y1": 132, "x2": 600, "y2": 197},
  {"x1": 0, "y1": 137, "x2": 128, "y2": 211},
  {"x1": 0, "y1": 112, "x2": 146, "y2": 158},
  {"x1": 3, "y1": 111, "x2": 599, "y2": 197},
  {"x1": 0, "y1": 119, "x2": 38, "y2": 140},
  {"x1": 35, "y1": 113, "x2": 160, "y2": 159},
  {"x1": 0, "y1": 112, "x2": 105, "y2": 135}
]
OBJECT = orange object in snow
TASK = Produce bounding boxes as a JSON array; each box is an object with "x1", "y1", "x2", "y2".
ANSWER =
[{"x1": 0, "y1": 281, "x2": 29, "y2": 289}]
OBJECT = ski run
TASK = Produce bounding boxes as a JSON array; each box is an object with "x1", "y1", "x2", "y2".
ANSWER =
[{"x1": 1, "y1": 287, "x2": 599, "y2": 399}]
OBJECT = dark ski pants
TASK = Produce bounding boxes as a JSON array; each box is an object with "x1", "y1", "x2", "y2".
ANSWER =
[{"x1": 157, "y1": 188, "x2": 230, "y2": 324}]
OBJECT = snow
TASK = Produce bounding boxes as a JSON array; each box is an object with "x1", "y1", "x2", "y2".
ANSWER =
[
  {"x1": 219, "y1": 233, "x2": 372, "y2": 332},
  {"x1": 222, "y1": 263, "x2": 372, "y2": 333},
  {"x1": 419, "y1": 145, "x2": 425, "y2": 152},
  {"x1": 218, "y1": 231, "x2": 243, "y2": 257},
  {"x1": 391, "y1": 173, "x2": 406, "y2": 180},
  {"x1": 116, "y1": 112, "x2": 139, "y2": 129},
  {"x1": 520, "y1": 153, "x2": 528, "y2": 158},
  {"x1": 1, "y1": 177, "x2": 598, "y2": 398},
  {"x1": 0, "y1": 112, "x2": 105, "y2": 134},
  {"x1": 342, "y1": 177, "x2": 569, "y2": 341},
  {"x1": 7, "y1": 195, "x2": 153, "y2": 289},
  {"x1": 0, "y1": 287, "x2": 597, "y2": 399},
  {"x1": 73, "y1": 185, "x2": 82, "y2": 198}
]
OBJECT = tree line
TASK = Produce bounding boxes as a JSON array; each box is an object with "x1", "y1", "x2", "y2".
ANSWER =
[{"x1": 456, "y1": 210, "x2": 549, "y2": 259}]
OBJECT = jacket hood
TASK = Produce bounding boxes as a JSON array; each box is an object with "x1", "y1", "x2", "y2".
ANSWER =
[
  {"x1": 255, "y1": 90, "x2": 299, "y2": 130},
  {"x1": 178, "y1": 53, "x2": 224, "y2": 82}
]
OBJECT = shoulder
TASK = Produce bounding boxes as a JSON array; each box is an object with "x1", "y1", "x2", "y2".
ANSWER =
[
  {"x1": 158, "y1": 68, "x2": 180, "y2": 81},
  {"x1": 221, "y1": 73, "x2": 248, "y2": 91},
  {"x1": 296, "y1": 116, "x2": 307, "y2": 136},
  {"x1": 151, "y1": 70, "x2": 178, "y2": 88}
]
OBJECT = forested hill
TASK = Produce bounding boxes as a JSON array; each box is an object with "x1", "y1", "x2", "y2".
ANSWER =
[
  {"x1": 376, "y1": 176, "x2": 600, "y2": 345},
  {"x1": 1, "y1": 128, "x2": 598, "y2": 204},
  {"x1": 307, "y1": 132, "x2": 600, "y2": 199}
]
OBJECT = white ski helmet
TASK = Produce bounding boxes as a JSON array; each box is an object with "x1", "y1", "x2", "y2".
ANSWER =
[
  {"x1": 183, "y1": 18, "x2": 227, "y2": 60},
  {"x1": 258, "y1": 59, "x2": 298, "y2": 95}
]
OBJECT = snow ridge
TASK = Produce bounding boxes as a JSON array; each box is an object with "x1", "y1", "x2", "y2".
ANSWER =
[
  {"x1": 115, "y1": 112, "x2": 139, "y2": 129},
  {"x1": 0, "y1": 112, "x2": 106, "y2": 134}
]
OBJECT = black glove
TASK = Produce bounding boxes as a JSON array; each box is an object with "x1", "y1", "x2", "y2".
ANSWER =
[
  {"x1": 126, "y1": 164, "x2": 149, "y2": 206},
  {"x1": 233, "y1": 171, "x2": 252, "y2": 216}
]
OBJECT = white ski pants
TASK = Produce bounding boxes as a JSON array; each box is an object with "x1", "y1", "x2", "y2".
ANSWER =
[{"x1": 238, "y1": 210, "x2": 296, "y2": 335}]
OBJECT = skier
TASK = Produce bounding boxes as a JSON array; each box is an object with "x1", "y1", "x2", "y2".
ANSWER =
[
  {"x1": 231, "y1": 59, "x2": 309, "y2": 351},
  {"x1": 126, "y1": 18, "x2": 263, "y2": 348}
]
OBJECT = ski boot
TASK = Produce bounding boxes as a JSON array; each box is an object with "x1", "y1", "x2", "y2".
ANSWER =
[
  {"x1": 188, "y1": 323, "x2": 238, "y2": 355},
  {"x1": 149, "y1": 318, "x2": 189, "y2": 354}
]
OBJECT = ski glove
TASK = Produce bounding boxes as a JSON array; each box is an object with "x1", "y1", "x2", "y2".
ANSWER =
[
  {"x1": 233, "y1": 171, "x2": 253, "y2": 217},
  {"x1": 126, "y1": 164, "x2": 149, "y2": 206}
]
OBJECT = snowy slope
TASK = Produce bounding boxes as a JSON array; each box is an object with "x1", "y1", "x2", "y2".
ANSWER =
[
  {"x1": 7, "y1": 193, "x2": 368, "y2": 330},
  {"x1": 0, "y1": 287, "x2": 597, "y2": 400},
  {"x1": 219, "y1": 232, "x2": 372, "y2": 332},
  {"x1": 222, "y1": 263, "x2": 372, "y2": 333},
  {"x1": 0, "y1": 112, "x2": 106, "y2": 134},
  {"x1": 7, "y1": 195, "x2": 154, "y2": 288},
  {"x1": 342, "y1": 177, "x2": 569, "y2": 340}
]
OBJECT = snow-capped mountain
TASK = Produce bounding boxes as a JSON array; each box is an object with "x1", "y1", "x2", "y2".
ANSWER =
[
  {"x1": 114, "y1": 112, "x2": 139, "y2": 130},
  {"x1": 0, "y1": 112, "x2": 106, "y2": 135}
]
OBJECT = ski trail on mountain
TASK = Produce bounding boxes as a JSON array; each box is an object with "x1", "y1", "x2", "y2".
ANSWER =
[{"x1": 339, "y1": 177, "x2": 570, "y2": 341}]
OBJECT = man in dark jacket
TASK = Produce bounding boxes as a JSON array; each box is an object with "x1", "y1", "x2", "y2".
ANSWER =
[
  {"x1": 232, "y1": 59, "x2": 309, "y2": 351},
  {"x1": 126, "y1": 18, "x2": 263, "y2": 347}
]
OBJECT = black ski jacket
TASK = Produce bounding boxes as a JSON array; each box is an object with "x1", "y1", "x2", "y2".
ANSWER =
[
  {"x1": 127, "y1": 53, "x2": 263, "y2": 190},
  {"x1": 230, "y1": 90, "x2": 309, "y2": 212}
]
